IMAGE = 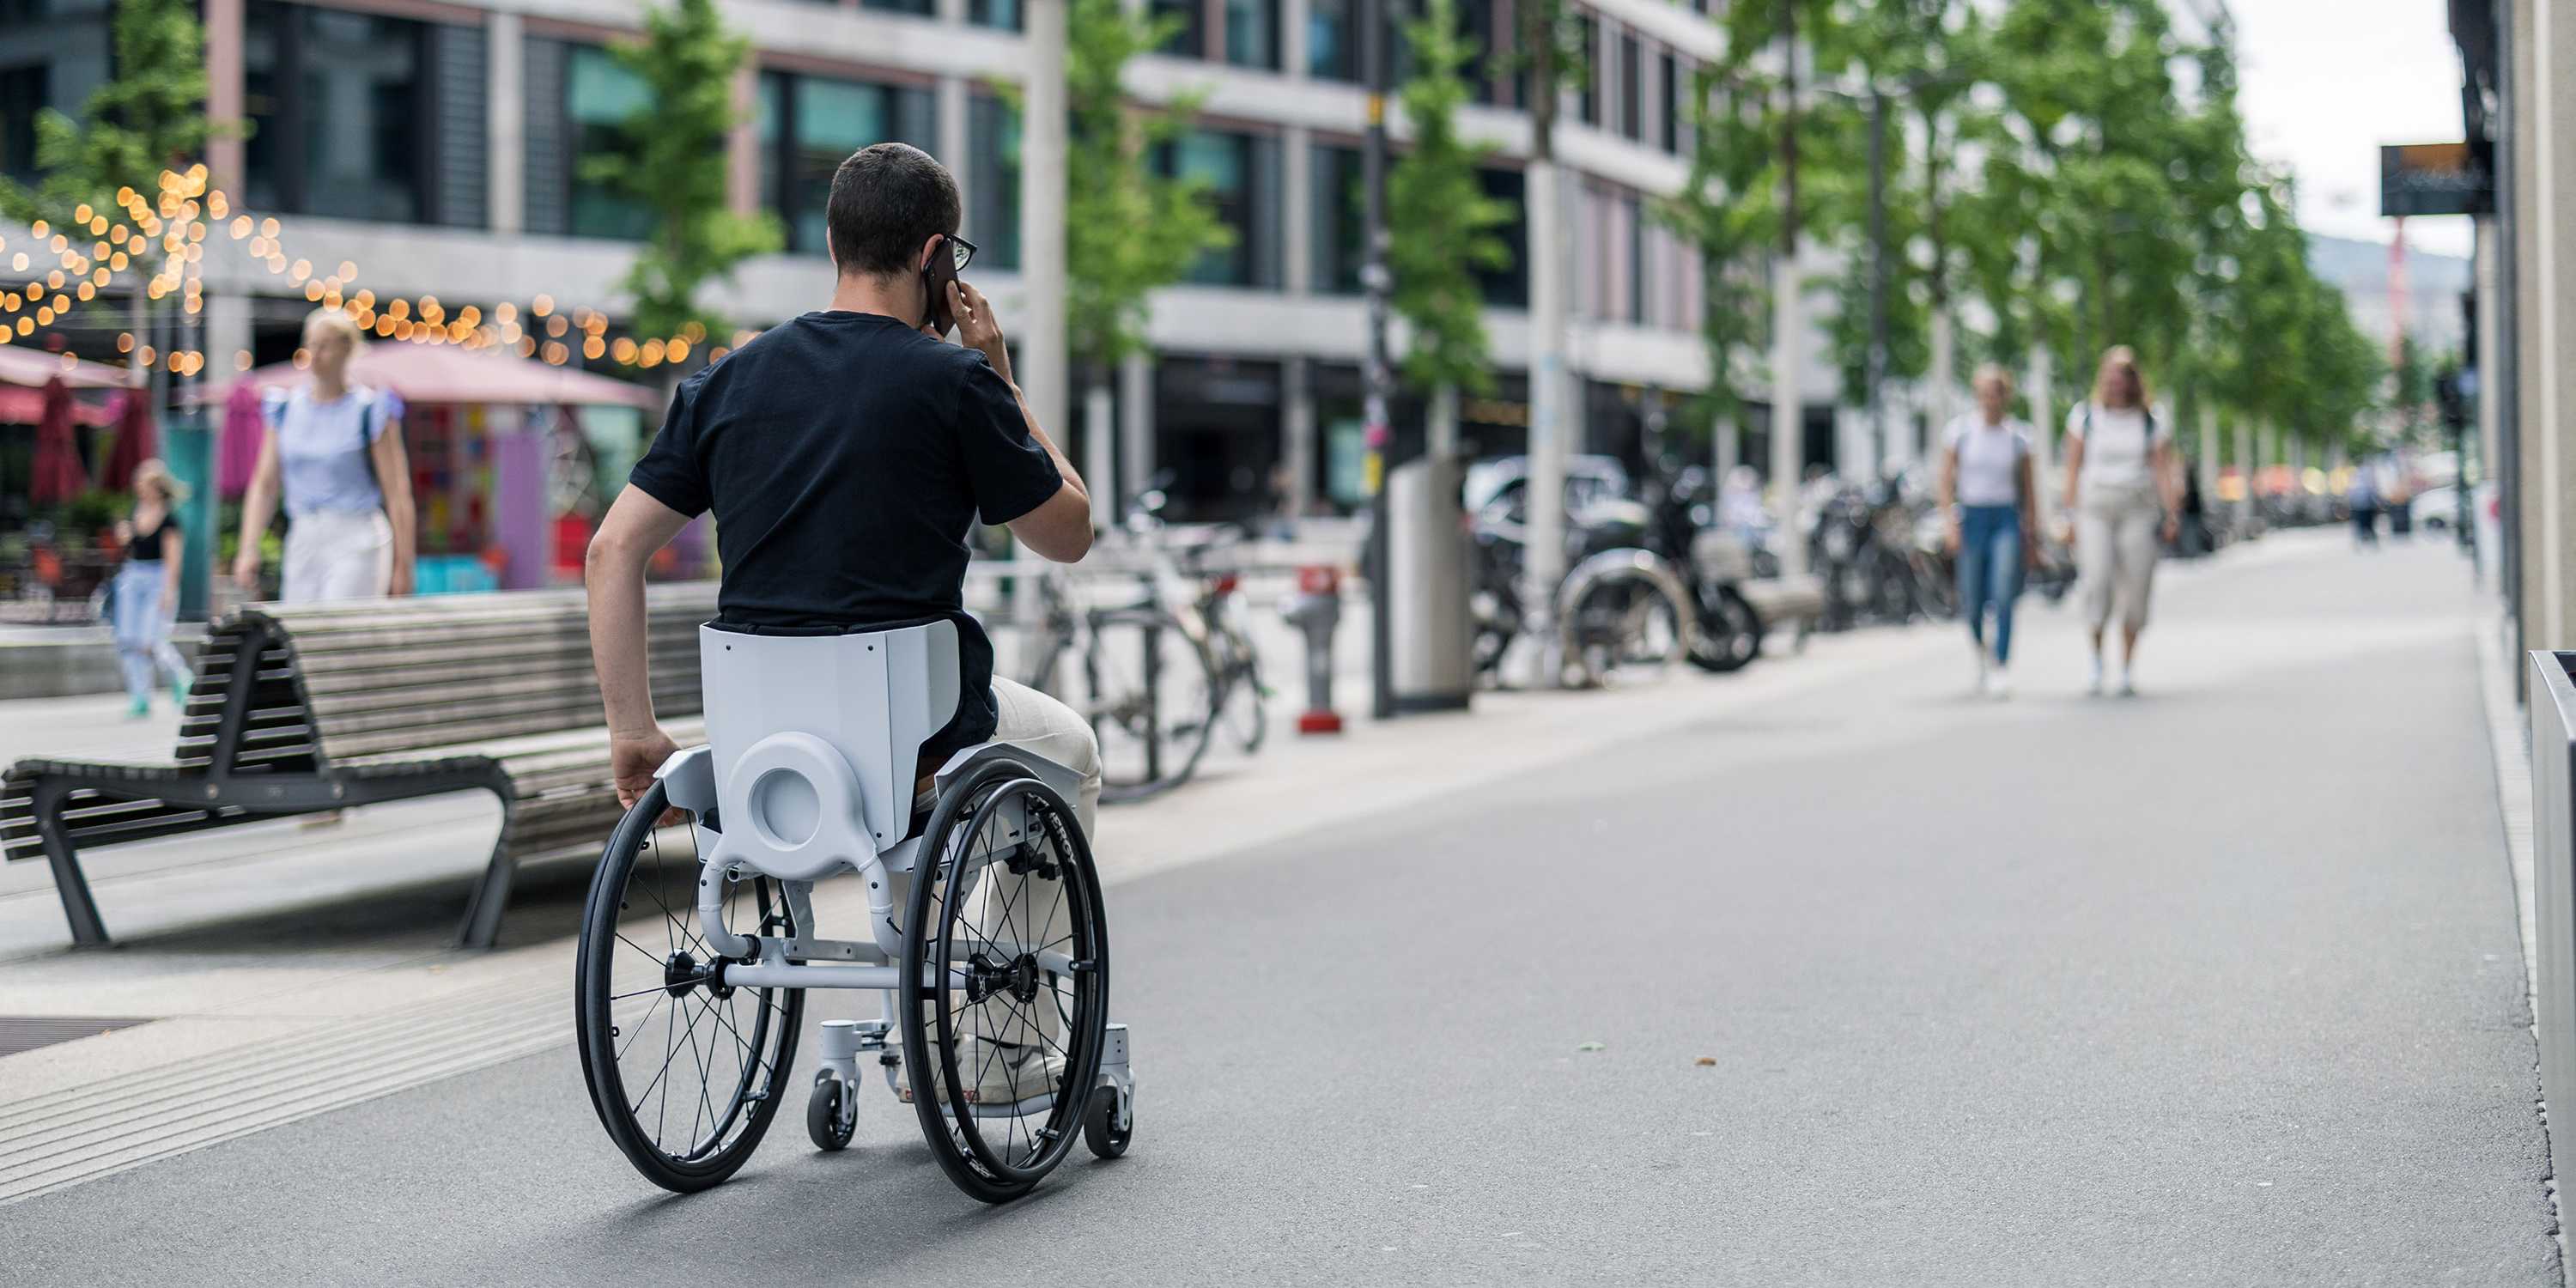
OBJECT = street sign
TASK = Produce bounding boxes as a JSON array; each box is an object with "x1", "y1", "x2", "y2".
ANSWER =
[{"x1": 2381, "y1": 142, "x2": 2493, "y2": 217}]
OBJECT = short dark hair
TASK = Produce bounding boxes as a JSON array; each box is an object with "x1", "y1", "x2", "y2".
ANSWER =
[{"x1": 826, "y1": 143, "x2": 961, "y2": 279}]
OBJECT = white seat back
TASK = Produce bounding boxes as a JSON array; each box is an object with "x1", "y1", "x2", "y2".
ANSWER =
[{"x1": 698, "y1": 619, "x2": 962, "y2": 879}]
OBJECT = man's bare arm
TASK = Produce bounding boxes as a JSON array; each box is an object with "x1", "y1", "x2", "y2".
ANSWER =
[{"x1": 586, "y1": 485, "x2": 692, "y2": 806}]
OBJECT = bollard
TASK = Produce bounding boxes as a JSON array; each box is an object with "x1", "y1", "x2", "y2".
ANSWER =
[{"x1": 1282, "y1": 564, "x2": 1344, "y2": 734}]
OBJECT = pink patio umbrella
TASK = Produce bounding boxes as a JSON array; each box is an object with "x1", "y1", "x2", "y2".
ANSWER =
[
  {"x1": 217, "y1": 380, "x2": 265, "y2": 499},
  {"x1": 203, "y1": 342, "x2": 662, "y2": 411},
  {"x1": 28, "y1": 376, "x2": 90, "y2": 504}
]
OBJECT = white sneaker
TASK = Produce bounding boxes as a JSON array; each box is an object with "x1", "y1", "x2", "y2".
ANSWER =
[
  {"x1": 1971, "y1": 640, "x2": 1991, "y2": 692},
  {"x1": 2087, "y1": 656, "x2": 2105, "y2": 696},
  {"x1": 2117, "y1": 669, "x2": 2137, "y2": 697},
  {"x1": 897, "y1": 1039, "x2": 1066, "y2": 1107},
  {"x1": 1988, "y1": 668, "x2": 2012, "y2": 700}
]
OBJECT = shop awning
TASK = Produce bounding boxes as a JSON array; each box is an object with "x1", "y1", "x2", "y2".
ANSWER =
[
  {"x1": 208, "y1": 342, "x2": 665, "y2": 411},
  {"x1": 0, "y1": 344, "x2": 132, "y2": 391}
]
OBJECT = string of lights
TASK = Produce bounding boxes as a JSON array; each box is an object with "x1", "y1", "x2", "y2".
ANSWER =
[{"x1": 3, "y1": 165, "x2": 761, "y2": 377}]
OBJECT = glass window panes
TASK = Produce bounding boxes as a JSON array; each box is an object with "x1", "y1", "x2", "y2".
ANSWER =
[
  {"x1": 861, "y1": 0, "x2": 934, "y2": 15},
  {"x1": 1474, "y1": 167, "x2": 1527, "y2": 308},
  {"x1": 1307, "y1": 0, "x2": 1354, "y2": 80},
  {"x1": 1662, "y1": 52, "x2": 1682, "y2": 153},
  {"x1": 1576, "y1": 18, "x2": 1597, "y2": 125},
  {"x1": 969, "y1": 0, "x2": 1024, "y2": 29},
  {"x1": 1310, "y1": 143, "x2": 1363, "y2": 295},
  {"x1": 969, "y1": 94, "x2": 1021, "y2": 270},
  {"x1": 1162, "y1": 129, "x2": 1271, "y2": 288},
  {"x1": 759, "y1": 72, "x2": 936, "y2": 256},
  {"x1": 1619, "y1": 36, "x2": 1642, "y2": 140},
  {"x1": 568, "y1": 44, "x2": 653, "y2": 240},
  {"x1": 1151, "y1": 0, "x2": 1205, "y2": 58},
  {"x1": 0, "y1": 64, "x2": 46, "y2": 187},
  {"x1": 243, "y1": 1, "x2": 432, "y2": 224},
  {"x1": 1224, "y1": 0, "x2": 1278, "y2": 69}
]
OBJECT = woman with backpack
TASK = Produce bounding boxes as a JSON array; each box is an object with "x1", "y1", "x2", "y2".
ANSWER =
[
  {"x1": 231, "y1": 307, "x2": 416, "y2": 602},
  {"x1": 2060, "y1": 346, "x2": 2181, "y2": 696}
]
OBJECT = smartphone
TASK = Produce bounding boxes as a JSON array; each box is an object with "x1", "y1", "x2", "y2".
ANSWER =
[{"x1": 921, "y1": 235, "x2": 961, "y2": 337}]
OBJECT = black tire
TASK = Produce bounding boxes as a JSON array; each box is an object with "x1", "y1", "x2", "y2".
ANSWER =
[
  {"x1": 807, "y1": 1072, "x2": 855, "y2": 1151},
  {"x1": 1086, "y1": 608, "x2": 1218, "y2": 803},
  {"x1": 900, "y1": 762, "x2": 1111, "y2": 1204},
  {"x1": 1083, "y1": 1090, "x2": 1133, "y2": 1159},
  {"x1": 1218, "y1": 641, "x2": 1268, "y2": 756},
  {"x1": 1685, "y1": 586, "x2": 1763, "y2": 673},
  {"x1": 575, "y1": 781, "x2": 804, "y2": 1194}
]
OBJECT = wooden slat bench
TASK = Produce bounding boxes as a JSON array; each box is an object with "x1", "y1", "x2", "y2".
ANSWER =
[{"x1": 0, "y1": 582, "x2": 719, "y2": 949}]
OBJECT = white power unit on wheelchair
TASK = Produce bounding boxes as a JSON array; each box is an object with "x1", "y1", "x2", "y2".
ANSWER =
[{"x1": 572, "y1": 617, "x2": 1133, "y2": 1204}]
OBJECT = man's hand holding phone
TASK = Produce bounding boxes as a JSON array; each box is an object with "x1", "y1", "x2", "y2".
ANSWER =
[{"x1": 943, "y1": 280, "x2": 1012, "y2": 387}]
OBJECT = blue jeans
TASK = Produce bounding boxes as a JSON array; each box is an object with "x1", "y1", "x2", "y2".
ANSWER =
[
  {"x1": 111, "y1": 561, "x2": 192, "y2": 701},
  {"x1": 1955, "y1": 505, "x2": 2024, "y2": 664}
]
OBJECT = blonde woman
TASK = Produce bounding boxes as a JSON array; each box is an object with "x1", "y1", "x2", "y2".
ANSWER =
[
  {"x1": 2060, "y1": 347, "x2": 2181, "y2": 696},
  {"x1": 111, "y1": 459, "x2": 195, "y2": 717},
  {"x1": 1936, "y1": 365, "x2": 2037, "y2": 698},
  {"x1": 233, "y1": 308, "x2": 417, "y2": 601}
]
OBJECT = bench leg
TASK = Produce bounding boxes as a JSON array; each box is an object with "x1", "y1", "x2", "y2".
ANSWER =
[
  {"x1": 453, "y1": 794, "x2": 517, "y2": 950},
  {"x1": 34, "y1": 789, "x2": 110, "y2": 947}
]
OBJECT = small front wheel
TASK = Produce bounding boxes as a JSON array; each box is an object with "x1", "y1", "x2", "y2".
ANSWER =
[
  {"x1": 1083, "y1": 1089, "x2": 1133, "y2": 1159},
  {"x1": 807, "y1": 1072, "x2": 855, "y2": 1151}
]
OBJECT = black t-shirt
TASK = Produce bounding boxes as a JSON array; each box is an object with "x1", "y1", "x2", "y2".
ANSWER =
[{"x1": 628, "y1": 311, "x2": 1063, "y2": 759}]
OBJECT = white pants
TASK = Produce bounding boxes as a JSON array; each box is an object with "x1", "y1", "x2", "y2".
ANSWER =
[
  {"x1": 963, "y1": 676, "x2": 1104, "y2": 1059},
  {"x1": 2076, "y1": 484, "x2": 2161, "y2": 635},
  {"x1": 282, "y1": 508, "x2": 392, "y2": 603}
]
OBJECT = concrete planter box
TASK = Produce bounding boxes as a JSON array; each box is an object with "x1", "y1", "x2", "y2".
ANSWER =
[{"x1": 2529, "y1": 650, "x2": 2576, "y2": 1190}]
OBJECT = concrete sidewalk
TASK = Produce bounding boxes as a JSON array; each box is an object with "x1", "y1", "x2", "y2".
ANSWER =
[{"x1": 0, "y1": 531, "x2": 2545, "y2": 1286}]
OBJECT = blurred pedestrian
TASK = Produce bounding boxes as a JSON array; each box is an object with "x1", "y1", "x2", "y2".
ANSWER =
[
  {"x1": 1936, "y1": 365, "x2": 2036, "y2": 699},
  {"x1": 2060, "y1": 346, "x2": 2180, "y2": 697},
  {"x1": 2348, "y1": 457, "x2": 2380, "y2": 547},
  {"x1": 231, "y1": 307, "x2": 417, "y2": 602},
  {"x1": 111, "y1": 459, "x2": 194, "y2": 718}
]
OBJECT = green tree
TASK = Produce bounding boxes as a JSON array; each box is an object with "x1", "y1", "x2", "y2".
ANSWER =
[
  {"x1": 589, "y1": 0, "x2": 778, "y2": 348},
  {"x1": 0, "y1": 0, "x2": 216, "y2": 230},
  {"x1": 1064, "y1": 0, "x2": 1231, "y2": 382},
  {"x1": 1388, "y1": 0, "x2": 1510, "y2": 400}
]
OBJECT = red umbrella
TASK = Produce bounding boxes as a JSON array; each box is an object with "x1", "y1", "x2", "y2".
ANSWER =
[
  {"x1": 99, "y1": 387, "x2": 158, "y2": 491},
  {"x1": 29, "y1": 375, "x2": 89, "y2": 504}
]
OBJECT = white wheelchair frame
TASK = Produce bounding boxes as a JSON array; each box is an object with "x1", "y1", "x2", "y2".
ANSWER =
[{"x1": 653, "y1": 618, "x2": 1133, "y2": 1146}]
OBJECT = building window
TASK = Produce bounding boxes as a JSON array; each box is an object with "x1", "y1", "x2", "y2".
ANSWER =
[
  {"x1": 0, "y1": 64, "x2": 41, "y2": 187},
  {"x1": 1575, "y1": 17, "x2": 1597, "y2": 126},
  {"x1": 1665, "y1": 53, "x2": 1687, "y2": 153},
  {"x1": 244, "y1": 2, "x2": 435, "y2": 224},
  {"x1": 562, "y1": 45, "x2": 653, "y2": 240},
  {"x1": 861, "y1": 0, "x2": 934, "y2": 15},
  {"x1": 969, "y1": 0, "x2": 1024, "y2": 30},
  {"x1": 1157, "y1": 128, "x2": 1279, "y2": 289},
  {"x1": 1224, "y1": 0, "x2": 1279, "y2": 69},
  {"x1": 969, "y1": 93, "x2": 1021, "y2": 270},
  {"x1": 1308, "y1": 0, "x2": 1354, "y2": 80},
  {"x1": 1624, "y1": 195, "x2": 1644, "y2": 324},
  {"x1": 1310, "y1": 143, "x2": 1363, "y2": 295},
  {"x1": 1618, "y1": 35, "x2": 1642, "y2": 141},
  {"x1": 1475, "y1": 166, "x2": 1526, "y2": 308},
  {"x1": 758, "y1": 71, "x2": 935, "y2": 256},
  {"x1": 1151, "y1": 0, "x2": 1206, "y2": 58}
]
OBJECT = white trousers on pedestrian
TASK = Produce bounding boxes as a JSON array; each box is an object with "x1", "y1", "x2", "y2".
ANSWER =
[
  {"x1": 282, "y1": 507, "x2": 392, "y2": 603},
  {"x1": 963, "y1": 675, "x2": 1104, "y2": 1055},
  {"x1": 2076, "y1": 483, "x2": 2161, "y2": 635}
]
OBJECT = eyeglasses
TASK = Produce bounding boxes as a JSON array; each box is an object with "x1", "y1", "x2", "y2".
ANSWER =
[{"x1": 946, "y1": 235, "x2": 977, "y2": 274}]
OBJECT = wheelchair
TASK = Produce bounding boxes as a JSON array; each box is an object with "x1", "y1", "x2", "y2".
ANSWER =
[{"x1": 573, "y1": 618, "x2": 1133, "y2": 1204}]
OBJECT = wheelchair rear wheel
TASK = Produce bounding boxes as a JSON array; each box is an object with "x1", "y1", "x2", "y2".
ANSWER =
[
  {"x1": 901, "y1": 761, "x2": 1111, "y2": 1203},
  {"x1": 575, "y1": 781, "x2": 805, "y2": 1194}
]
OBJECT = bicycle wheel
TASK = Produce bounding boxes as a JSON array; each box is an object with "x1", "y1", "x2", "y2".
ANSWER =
[
  {"x1": 1083, "y1": 609, "x2": 1218, "y2": 802},
  {"x1": 1216, "y1": 633, "x2": 1268, "y2": 755},
  {"x1": 901, "y1": 761, "x2": 1111, "y2": 1203},
  {"x1": 1560, "y1": 564, "x2": 1689, "y2": 688},
  {"x1": 1685, "y1": 586, "x2": 1763, "y2": 673},
  {"x1": 575, "y1": 781, "x2": 805, "y2": 1194}
]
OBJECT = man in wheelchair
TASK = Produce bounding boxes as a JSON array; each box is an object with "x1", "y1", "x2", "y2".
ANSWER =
[{"x1": 585, "y1": 142, "x2": 1103, "y2": 1111}]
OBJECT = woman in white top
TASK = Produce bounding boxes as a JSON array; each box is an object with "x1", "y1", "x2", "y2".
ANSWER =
[
  {"x1": 1935, "y1": 365, "x2": 2036, "y2": 698},
  {"x1": 233, "y1": 308, "x2": 417, "y2": 601},
  {"x1": 2059, "y1": 346, "x2": 2181, "y2": 696}
]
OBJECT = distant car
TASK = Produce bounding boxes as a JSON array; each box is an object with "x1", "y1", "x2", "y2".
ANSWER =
[
  {"x1": 1463, "y1": 454, "x2": 1632, "y2": 526},
  {"x1": 2409, "y1": 487, "x2": 2458, "y2": 531}
]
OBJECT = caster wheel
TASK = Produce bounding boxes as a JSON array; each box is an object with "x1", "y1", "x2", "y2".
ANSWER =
[
  {"x1": 1084, "y1": 1091, "x2": 1132, "y2": 1159},
  {"x1": 807, "y1": 1072, "x2": 855, "y2": 1151}
]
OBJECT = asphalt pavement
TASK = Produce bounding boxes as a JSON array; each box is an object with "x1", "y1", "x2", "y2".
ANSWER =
[{"x1": 0, "y1": 532, "x2": 2550, "y2": 1285}]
